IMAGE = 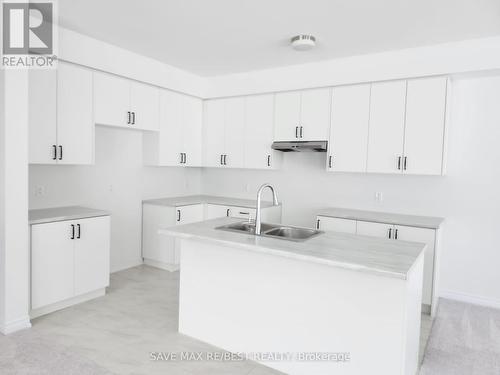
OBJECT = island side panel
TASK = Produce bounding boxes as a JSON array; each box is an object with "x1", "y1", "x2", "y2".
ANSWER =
[{"x1": 178, "y1": 239, "x2": 418, "y2": 375}]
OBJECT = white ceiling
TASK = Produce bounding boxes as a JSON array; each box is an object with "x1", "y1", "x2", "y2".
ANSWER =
[{"x1": 58, "y1": 0, "x2": 500, "y2": 77}]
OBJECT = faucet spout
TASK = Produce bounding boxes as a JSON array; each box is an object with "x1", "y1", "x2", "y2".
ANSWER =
[{"x1": 255, "y1": 183, "x2": 279, "y2": 235}]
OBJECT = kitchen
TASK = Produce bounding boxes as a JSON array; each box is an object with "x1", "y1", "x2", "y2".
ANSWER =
[{"x1": 2, "y1": 1, "x2": 500, "y2": 374}]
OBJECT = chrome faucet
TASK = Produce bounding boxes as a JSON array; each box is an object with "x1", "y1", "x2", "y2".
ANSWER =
[{"x1": 255, "y1": 183, "x2": 279, "y2": 235}]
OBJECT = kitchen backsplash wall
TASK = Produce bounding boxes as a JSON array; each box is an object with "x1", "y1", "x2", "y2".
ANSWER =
[
  {"x1": 202, "y1": 75, "x2": 500, "y2": 307},
  {"x1": 29, "y1": 126, "x2": 203, "y2": 272}
]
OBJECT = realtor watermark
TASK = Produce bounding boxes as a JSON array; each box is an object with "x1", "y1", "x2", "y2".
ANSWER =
[
  {"x1": 149, "y1": 351, "x2": 351, "y2": 363},
  {"x1": 2, "y1": 1, "x2": 57, "y2": 68}
]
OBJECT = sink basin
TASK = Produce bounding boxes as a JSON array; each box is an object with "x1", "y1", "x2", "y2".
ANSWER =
[
  {"x1": 264, "y1": 227, "x2": 322, "y2": 241},
  {"x1": 216, "y1": 221, "x2": 277, "y2": 235},
  {"x1": 216, "y1": 221, "x2": 323, "y2": 242}
]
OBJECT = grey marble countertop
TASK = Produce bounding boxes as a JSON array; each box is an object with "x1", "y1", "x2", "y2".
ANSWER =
[
  {"x1": 29, "y1": 206, "x2": 110, "y2": 225},
  {"x1": 317, "y1": 207, "x2": 444, "y2": 229},
  {"x1": 143, "y1": 195, "x2": 279, "y2": 209},
  {"x1": 160, "y1": 217, "x2": 426, "y2": 280}
]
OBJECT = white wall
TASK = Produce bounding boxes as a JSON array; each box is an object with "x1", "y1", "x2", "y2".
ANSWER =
[
  {"x1": 29, "y1": 127, "x2": 202, "y2": 272},
  {"x1": 202, "y1": 75, "x2": 500, "y2": 308}
]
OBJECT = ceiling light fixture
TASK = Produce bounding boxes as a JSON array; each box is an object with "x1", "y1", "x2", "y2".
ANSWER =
[{"x1": 290, "y1": 35, "x2": 316, "y2": 51}]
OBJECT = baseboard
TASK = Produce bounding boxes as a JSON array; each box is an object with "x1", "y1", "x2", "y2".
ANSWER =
[
  {"x1": 143, "y1": 258, "x2": 180, "y2": 272},
  {"x1": 0, "y1": 315, "x2": 32, "y2": 335},
  {"x1": 439, "y1": 290, "x2": 500, "y2": 310},
  {"x1": 30, "y1": 288, "x2": 106, "y2": 319}
]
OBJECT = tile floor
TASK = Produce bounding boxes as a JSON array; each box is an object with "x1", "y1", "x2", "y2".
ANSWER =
[{"x1": 0, "y1": 265, "x2": 433, "y2": 374}]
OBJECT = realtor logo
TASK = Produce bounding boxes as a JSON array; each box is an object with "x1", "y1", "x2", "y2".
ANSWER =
[{"x1": 2, "y1": 1, "x2": 57, "y2": 68}]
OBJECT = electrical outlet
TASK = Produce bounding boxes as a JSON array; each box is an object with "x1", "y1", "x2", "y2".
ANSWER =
[
  {"x1": 374, "y1": 192, "x2": 383, "y2": 202},
  {"x1": 35, "y1": 185, "x2": 45, "y2": 197}
]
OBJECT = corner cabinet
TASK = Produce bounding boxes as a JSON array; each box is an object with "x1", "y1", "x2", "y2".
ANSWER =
[
  {"x1": 94, "y1": 71, "x2": 160, "y2": 131},
  {"x1": 274, "y1": 88, "x2": 331, "y2": 142},
  {"x1": 30, "y1": 215, "x2": 110, "y2": 317},
  {"x1": 143, "y1": 90, "x2": 203, "y2": 167},
  {"x1": 29, "y1": 62, "x2": 94, "y2": 165}
]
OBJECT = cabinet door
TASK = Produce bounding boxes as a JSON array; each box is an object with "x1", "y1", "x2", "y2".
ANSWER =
[
  {"x1": 244, "y1": 94, "x2": 275, "y2": 169},
  {"x1": 403, "y1": 77, "x2": 447, "y2": 175},
  {"x1": 316, "y1": 216, "x2": 357, "y2": 234},
  {"x1": 31, "y1": 221, "x2": 75, "y2": 309},
  {"x1": 274, "y1": 91, "x2": 301, "y2": 141},
  {"x1": 204, "y1": 100, "x2": 226, "y2": 167},
  {"x1": 157, "y1": 90, "x2": 183, "y2": 165},
  {"x1": 182, "y1": 95, "x2": 203, "y2": 167},
  {"x1": 93, "y1": 71, "x2": 130, "y2": 128},
  {"x1": 142, "y1": 205, "x2": 176, "y2": 264},
  {"x1": 29, "y1": 69, "x2": 57, "y2": 164},
  {"x1": 367, "y1": 81, "x2": 406, "y2": 174},
  {"x1": 205, "y1": 204, "x2": 231, "y2": 219},
  {"x1": 300, "y1": 88, "x2": 331, "y2": 141},
  {"x1": 57, "y1": 63, "x2": 94, "y2": 165},
  {"x1": 176, "y1": 204, "x2": 204, "y2": 225},
  {"x1": 130, "y1": 81, "x2": 160, "y2": 131},
  {"x1": 356, "y1": 221, "x2": 393, "y2": 239},
  {"x1": 224, "y1": 97, "x2": 245, "y2": 168},
  {"x1": 74, "y1": 216, "x2": 110, "y2": 296},
  {"x1": 328, "y1": 84, "x2": 370, "y2": 172},
  {"x1": 394, "y1": 225, "x2": 436, "y2": 305}
]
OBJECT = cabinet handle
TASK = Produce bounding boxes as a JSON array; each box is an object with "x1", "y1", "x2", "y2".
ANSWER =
[
  {"x1": 127, "y1": 111, "x2": 131, "y2": 124},
  {"x1": 52, "y1": 145, "x2": 57, "y2": 160},
  {"x1": 180, "y1": 153, "x2": 184, "y2": 164},
  {"x1": 177, "y1": 209, "x2": 181, "y2": 222},
  {"x1": 239, "y1": 211, "x2": 249, "y2": 215},
  {"x1": 295, "y1": 126, "x2": 299, "y2": 139},
  {"x1": 394, "y1": 228, "x2": 398, "y2": 240},
  {"x1": 184, "y1": 153, "x2": 187, "y2": 164},
  {"x1": 267, "y1": 155, "x2": 271, "y2": 167},
  {"x1": 223, "y1": 154, "x2": 227, "y2": 165},
  {"x1": 403, "y1": 157, "x2": 407, "y2": 171},
  {"x1": 397, "y1": 156, "x2": 402, "y2": 170},
  {"x1": 300, "y1": 126, "x2": 303, "y2": 138},
  {"x1": 220, "y1": 154, "x2": 223, "y2": 165},
  {"x1": 58, "y1": 145, "x2": 63, "y2": 160},
  {"x1": 316, "y1": 219, "x2": 320, "y2": 230},
  {"x1": 226, "y1": 208, "x2": 230, "y2": 217},
  {"x1": 328, "y1": 155, "x2": 333, "y2": 168},
  {"x1": 131, "y1": 112, "x2": 136, "y2": 125},
  {"x1": 71, "y1": 224, "x2": 75, "y2": 239},
  {"x1": 77, "y1": 224, "x2": 81, "y2": 239},
  {"x1": 388, "y1": 228, "x2": 392, "y2": 239}
]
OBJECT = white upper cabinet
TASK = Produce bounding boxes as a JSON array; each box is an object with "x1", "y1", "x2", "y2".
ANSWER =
[
  {"x1": 328, "y1": 84, "x2": 370, "y2": 172},
  {"x1": 403, "y1": 77, "x2": 448, "y2": 175},
  {"x1": 367, "y1": 80, "x2": 407, "y2": 174},
  {"x1": 143, "y1": 90, "x2": 202, "y2": 167},
  {"x1": 129, "y1": 81, "x2": 160, "y2": 131},
  {"x1": 29, "y1": 69, "x2": 57, "y2": 164},
  {"x1": 223, "y1": 97, "x2": 245, "y2": 168},
  {"x1": 204, "y1": 99, "x2": 226, "y2": 167},
  {"x1": 94, "y1": 71, "x2": 159, "y2": 131},
  {"x1": 29, "y1": 62, "x2": 94, "y2": 165},
  {"x1": 244, "y1": 94, "x2": 277, "y2": 169},
  {"x1": 274, "y1": 88, "x2": 331, "y2": 141}
]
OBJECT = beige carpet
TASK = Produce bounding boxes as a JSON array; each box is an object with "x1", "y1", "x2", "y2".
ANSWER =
[{"x1": 420, "y1": 298, "x2": 500, "y2": 375}]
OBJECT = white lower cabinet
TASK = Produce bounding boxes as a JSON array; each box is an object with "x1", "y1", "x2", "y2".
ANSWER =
[
  {"x1": 31, "y1": 216, "x2": 110, "y2": 315},
  {"x1": 316, "y1": 215, "x2": 438, "y2": 310},
  {"x1": 143, "y1": 202, "x2": 282, "y2": 271},
  {"x1": 316, "y1": 216, "x2": 356, "y2": 234}
]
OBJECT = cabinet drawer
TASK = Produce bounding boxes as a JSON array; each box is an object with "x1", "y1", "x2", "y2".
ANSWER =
[{"x1": 230, "y1": 207, "x2": 256, "y2": 220}]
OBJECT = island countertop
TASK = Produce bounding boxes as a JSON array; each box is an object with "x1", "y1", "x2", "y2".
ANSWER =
[
  {"x1": 160, "y1": 217, "x2": 426, "y2": 280},
  {"x1": 143, "y1": 195, "x2": 280, "y2": 209}
]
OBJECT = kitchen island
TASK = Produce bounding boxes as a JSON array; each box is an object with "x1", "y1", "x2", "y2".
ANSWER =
[{"x1": 160, "y1": 217, "x2": 426, "y2": 375}]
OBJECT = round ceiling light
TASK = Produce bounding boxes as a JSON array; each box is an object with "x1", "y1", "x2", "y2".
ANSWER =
[{"x1": 290, "y1": 35, "x2": 316, "y2": 51}]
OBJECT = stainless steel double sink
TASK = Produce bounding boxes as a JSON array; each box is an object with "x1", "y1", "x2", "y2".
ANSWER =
[{"x1": 216, "y1": 221, "x2": 323, "y2": 242}]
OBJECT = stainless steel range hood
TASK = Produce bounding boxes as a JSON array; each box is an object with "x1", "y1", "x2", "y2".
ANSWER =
[{"x1": 271, "y1": 141, "x2": 328, "y2": 152}]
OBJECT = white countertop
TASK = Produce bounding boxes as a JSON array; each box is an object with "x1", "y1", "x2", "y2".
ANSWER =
[
  {"x1": 29, "y1": 206, "x2": 110, "y2": 225},
  {"x1": 143, "y1": 195, "x2": 279, "y2": 209},
  {"x1": 160, "y1": 217, "x2": 426, "y2": 280},
  {"x1": 317, "y1": 207, "x2": 444, "y2": 229}
]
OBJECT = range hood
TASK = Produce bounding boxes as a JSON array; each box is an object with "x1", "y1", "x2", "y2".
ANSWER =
[{"x1": 271, "y1": 141, "x2": 328, "y2": 152}]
